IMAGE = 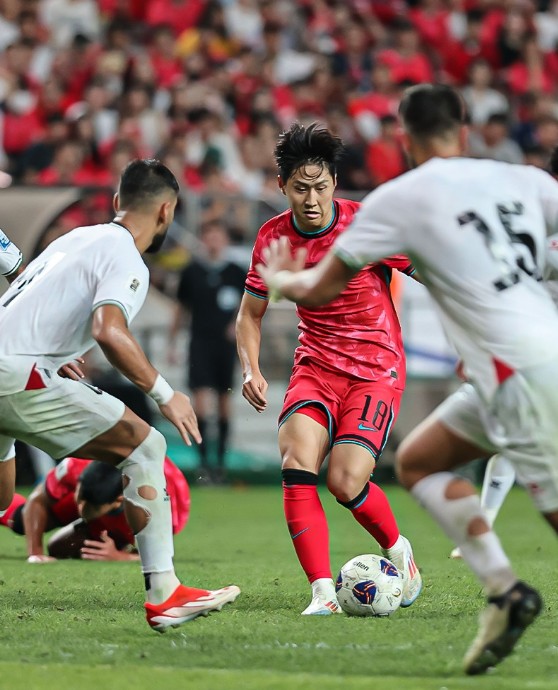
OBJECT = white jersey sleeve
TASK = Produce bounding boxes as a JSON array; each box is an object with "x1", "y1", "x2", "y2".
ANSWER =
[
  {"x1": 333, "y1": 183, "x2": 406, "y2": 269},
  {"x1": 92, "y1": 240, "x2": 148, "y2": 325},
  {"x1": 529, "y1": 165, "x2": 558, "y2": 236},
  {"x1": 0, "y1": 229, "x2": 23, "y2": 277}
]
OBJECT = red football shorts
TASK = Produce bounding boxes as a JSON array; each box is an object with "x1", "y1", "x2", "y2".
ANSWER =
[{"x1": 279, "y1": 359, "x2": 403, "y2": 459}]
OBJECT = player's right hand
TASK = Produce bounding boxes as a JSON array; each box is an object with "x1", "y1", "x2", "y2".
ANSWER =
[
  {"x1": 27, "y1": 554, "x2": 57, "y2": 564},
  {"x1": 159, "y1": 391, "x2": 202, "y2": 446},
  {"x1": 242, "y1": 371, "x2": 268, "y2": 413}
]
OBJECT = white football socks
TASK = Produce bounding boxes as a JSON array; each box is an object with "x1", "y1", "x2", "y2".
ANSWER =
[
  {"x1": 412, "y1": 472, "x2": 516, "y2": 596},
  {"x1": 119, "y1": 427, "x2": 179, "y2": 604},
  {"x1": 480, "y1": 455, "x2": 516, "y2": 527}
]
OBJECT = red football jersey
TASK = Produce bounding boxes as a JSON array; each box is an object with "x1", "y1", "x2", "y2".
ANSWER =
[
  {"x1": 44, "y1": 456, "x2": 190, "y2": 545},
  {"x1": 245, "y1": 199, "x2": 414, "y2": 385}
]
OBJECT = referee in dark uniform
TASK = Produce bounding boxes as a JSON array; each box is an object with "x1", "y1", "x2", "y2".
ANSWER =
[{"x1": 170, "y1": 221, "x2": 246, "y2": 482}]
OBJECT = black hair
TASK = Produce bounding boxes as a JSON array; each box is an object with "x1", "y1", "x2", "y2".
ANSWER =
[
  {"x1": 274, "y1": 122, "x2": 345, "y2": 182},
  {"x1": 78, "y1": 461, "x2": 123, "y2": 506},
  {"x1": 486, "y1": 112, "x2": 510, "y2": 127},
  {"x1": 398, "y1": 84, "x2": 465, "y2": 140},
  {"x1": 118, "y1": 158, "x2": 179, "y2": 209}
]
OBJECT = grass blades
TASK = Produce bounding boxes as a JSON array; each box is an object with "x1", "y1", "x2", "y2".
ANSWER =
[{"x1": 0, "y1": 486, "x2": 556, "y2": 690}]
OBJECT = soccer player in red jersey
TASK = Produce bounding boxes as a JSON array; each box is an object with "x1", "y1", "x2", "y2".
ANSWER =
[
  {"x1": 236, "y1": 123, "x2": 422, "y2": 615},
  {"x1": 0, "y1": 456, "x2": 190, "y2": 562}
]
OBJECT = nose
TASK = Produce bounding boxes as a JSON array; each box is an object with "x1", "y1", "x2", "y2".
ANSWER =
[{"x1": 305, "y1": 188, "x2": 318, "y2": 207}]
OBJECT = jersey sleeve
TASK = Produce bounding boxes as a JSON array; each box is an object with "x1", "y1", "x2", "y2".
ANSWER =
[
  {"x1": 92, "y1": 238, "x2": 149, "y2": 324},
  {"x1": 380, "y1": 255, "x2": 416, "y2": 277},
  {"x1": 530, "y1": 166, "x2": 558, "y2": 236},
  {"x1": 0, "y1": 229, "x2": 23, "y2": 277},
  {"x1": 44, "y1": 457, "x2": 82, "y2": 502},
  {"x1": 244, "y1": 231, "x2": 270, "y2": 300},
  {"x1": 334, "y1": 185, "x2": 406, "y2": 270}
]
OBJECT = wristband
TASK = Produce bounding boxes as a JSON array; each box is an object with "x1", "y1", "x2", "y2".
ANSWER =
[
  {"x1": 267, "y1": 270, "x2": 292, "y2": 303},
  {"x1": 148, "y1": 374, "x2": 175, "y2": 405}
]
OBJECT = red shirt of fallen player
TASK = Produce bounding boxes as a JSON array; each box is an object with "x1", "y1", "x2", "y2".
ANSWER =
[
  {"x1": 245, "y1": 198, "x2": 414, "y2": 388},
  {"x1": 45, "y1": 456, "x2": 190, "y2": 545}
]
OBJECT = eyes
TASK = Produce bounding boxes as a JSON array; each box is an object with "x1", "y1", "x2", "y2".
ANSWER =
[{"x1": 293, "y1": 185, "x2": 329, "y2": 193}]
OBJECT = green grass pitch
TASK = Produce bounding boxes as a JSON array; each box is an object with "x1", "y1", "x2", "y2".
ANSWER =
[{"x1": 0, "y1": 485, "x2": 556, "y2": 690}]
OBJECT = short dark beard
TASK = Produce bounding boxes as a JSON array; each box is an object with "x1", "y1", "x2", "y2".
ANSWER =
[{"x1": 145, "y1": 230, "x2": 168, "y2": 254}]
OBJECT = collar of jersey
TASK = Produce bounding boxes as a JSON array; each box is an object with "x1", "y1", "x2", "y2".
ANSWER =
[
  {"x1": 291, "y1": 201, "x2": 338, "y2": 238},
  {"x1": 110, "y1": 220, "x2": 134, "y2": 237}
]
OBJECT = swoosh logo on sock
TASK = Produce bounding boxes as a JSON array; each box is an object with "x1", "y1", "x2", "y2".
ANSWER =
[{"x1": 291, "y1": 527, "x2": 309, "y2": 540}]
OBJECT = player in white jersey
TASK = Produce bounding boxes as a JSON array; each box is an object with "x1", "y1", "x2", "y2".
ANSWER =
[
  {"x1": 0, "y1": 229, "x2": 23, "y2": 517},
  {"x1": 0, "y1": 229, "x2": 23, "y2": 281},
  {"x1": 0, "y1": 159, "x2": 240, "y2": 630},
  {"x1": 255, "y1": 85, "x2": 558, "y2": 675},
  {"x1": 450, "y1": 158, "x2": 558, "y2": 560}
]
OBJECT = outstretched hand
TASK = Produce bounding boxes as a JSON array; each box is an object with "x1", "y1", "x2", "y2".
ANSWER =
[
  {"x1": 160, "y1": 391, "x2": 202, "y2": 446},
  {"x1": 255, "y1": 237, "x2": 307, "y2": 298}
]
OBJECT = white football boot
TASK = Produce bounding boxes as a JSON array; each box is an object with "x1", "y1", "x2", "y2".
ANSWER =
[
  {"x1": 450, "y1": 546, "x2": 463, "y2": 559},
  {"x1": 301, "y1": 578, "x2": 343, "y2": 615},
  {"x1": 381, "y1": 535, "x2": 422, "y2": 607},
  {"x1": 463, "y1": 581, "x2": 542, "y2": 675}
]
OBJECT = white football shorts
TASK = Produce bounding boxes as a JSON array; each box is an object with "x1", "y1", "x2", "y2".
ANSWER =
[
  {"x1": 433, "y1": 359, "x2": 558, "y2": 513},
  {"x1": 0, "y1": 373, "x2": 125, "y2": 461}
]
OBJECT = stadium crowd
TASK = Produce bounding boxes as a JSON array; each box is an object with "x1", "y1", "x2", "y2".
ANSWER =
[{"x1": 1, "y1": 0, "x2": 558, "y2": 205}]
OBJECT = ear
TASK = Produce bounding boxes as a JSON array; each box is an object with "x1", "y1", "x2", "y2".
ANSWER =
[
  {"x1": 159, "y1": 200, "x2": 172, "y2": 224},
  {"x1": 400, "y1": 131, "x2": 411, "y2": 155},
  {"x1": 277, "y1": 175, "x2": 286, "y2": 195},
  {"x1": 113, "y1": 193, "x2": 120, "y2": 213}
]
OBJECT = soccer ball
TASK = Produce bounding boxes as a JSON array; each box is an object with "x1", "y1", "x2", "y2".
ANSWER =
[{"x1": 335, "y1": 554, "x2": 403, "y2": 617}]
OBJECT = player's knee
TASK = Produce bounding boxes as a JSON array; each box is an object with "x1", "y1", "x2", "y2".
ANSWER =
[
  {"x1": 280, "y1": 447, "x2": 310, "y2": 472},
  {"x1": 395, "y1": 440, "x2": 424, "y2": 490},
  {"x1": 140, "y1": 427, "x2": 167, "y2": 459},
  {"x1": 326, "y1": 469, "x2": 362, "y2": 503}
]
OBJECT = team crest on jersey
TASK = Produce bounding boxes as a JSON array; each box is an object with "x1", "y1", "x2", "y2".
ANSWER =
[{"x1": 0, "y1": 236, "x2": 11, "y2": 250}]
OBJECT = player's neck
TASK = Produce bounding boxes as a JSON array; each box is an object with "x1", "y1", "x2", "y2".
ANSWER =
[
  {"x1": 410, "y1": 138, "x2": 464, "y2": 166},
  {"x1": 292, "y1": 202, "x2": 336, "y2": 235},
  {"x1": 112, "y1": 213, "x2": 155, "y2": 253}
]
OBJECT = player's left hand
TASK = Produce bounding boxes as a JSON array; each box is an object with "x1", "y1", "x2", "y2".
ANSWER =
[
  {"x1": 58, "y1": 358, "x2": 85, "y2": 380},
  {"x1": 256, "y1": 236, "x2": 307, "y2": 287},
  {"x1": 81, "y1": 531, "x2": 124, "y2": 561}
]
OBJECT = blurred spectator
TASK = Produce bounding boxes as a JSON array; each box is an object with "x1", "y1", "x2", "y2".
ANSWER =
[
  {"x1": 3, "y1": 0, "x2": 558, "y2": 236},
  {"x1": 16, "y1": 110, "x2": 68, "y2": 181},
  {"x1": 461, "y1": 59, "x2": 509, "y2": 126},
  {"x1": 468, "y1": 112, "x2": 524, "y2": 165},
  {"x1": 169, "y1": 220, "x2": 246, "y2": 483},
  {"x1": 376, "y1": 18, "x2": 434, "y2": 85},
  {"x1": 40, "y1": 0, "x2": 101, "y2": 48},
  {"x1": 224, "y1": 0, "x2": 263, "y2": 49},
  {"x1": 366, "y1": 114, "x2": 407, "y2": 186},
  {"x1": 535, "y1": 0, "x2": 558, "y2": 52}
]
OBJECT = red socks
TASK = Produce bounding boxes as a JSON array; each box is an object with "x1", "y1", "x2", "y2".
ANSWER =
[
  {"x1": 343, "y1": 481, "x2": 400, "y2": 549},
  {"x1": 282, "y1": 470, "x2": 331, "y2": 583}
]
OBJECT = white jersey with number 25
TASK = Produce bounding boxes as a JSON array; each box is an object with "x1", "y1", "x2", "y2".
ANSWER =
[{"x1": 334, "y1": 157, "x2": 558, "y2": 402}]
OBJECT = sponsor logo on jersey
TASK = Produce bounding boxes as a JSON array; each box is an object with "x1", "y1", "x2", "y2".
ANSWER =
[
  {"x1": 0, "y1": 235, "x2": 11, "y2": 250},
  {"x1": 129, "y1": 278, "x2": 140, "y2": 292}
]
